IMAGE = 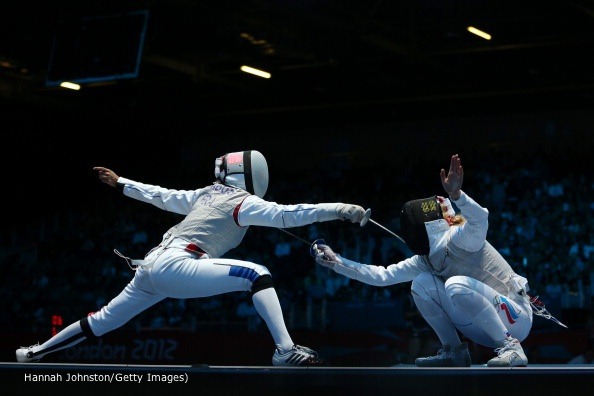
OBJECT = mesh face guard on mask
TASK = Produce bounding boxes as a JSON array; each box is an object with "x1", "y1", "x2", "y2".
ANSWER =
[
  {"x1": 400, "y1": 196, "x2": 445, "y2": 255},
  {"x1": 214, "y1": 150, "x2": 269, "y2": 198}
]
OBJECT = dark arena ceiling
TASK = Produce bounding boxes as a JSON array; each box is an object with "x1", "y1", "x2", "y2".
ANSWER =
[
  {"x1": 2, "y1": 0, "x2": 594, "y2": 229},
  {"x1": 2, "y1": 0, "x2": 594, "y2": 126}
]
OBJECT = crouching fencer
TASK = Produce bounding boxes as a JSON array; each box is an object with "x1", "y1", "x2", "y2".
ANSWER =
[
  {"x1": 16, "y1": 150, "x2": 367, "y2": 366},
  {"x1": 314, "y1": 154, "x2": 563, "y2": 367}
]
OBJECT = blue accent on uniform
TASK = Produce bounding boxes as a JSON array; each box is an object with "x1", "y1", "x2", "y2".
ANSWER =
[
  {"x1": 500, "y1": 296, "x2": 521, "y2": 320},
  {"x1": 229, "y1": 266, "x2": 260, "y2": 282}
]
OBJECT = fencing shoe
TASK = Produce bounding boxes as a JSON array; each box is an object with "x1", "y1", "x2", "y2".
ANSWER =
[
  {"x1": 16, "y1": 344, "x2": 41, "y2": 363},
  {"x1": 415, "y1": 342, "x2": 472, "y2": 367},
  {"x1": 487, "y1": 337, "x2": 528, "y2": 367},
  {"x1": 272, "y1": 345, "x2": 325, "y2": 367}
]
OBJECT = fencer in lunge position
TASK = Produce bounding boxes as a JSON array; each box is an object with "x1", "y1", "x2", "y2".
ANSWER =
[
  {"x1": 16, "y1": 150, "x2": 366, "y2": 366},
  {"x1": 314, "y1": 154, "x2": 556, "y2": 367}
]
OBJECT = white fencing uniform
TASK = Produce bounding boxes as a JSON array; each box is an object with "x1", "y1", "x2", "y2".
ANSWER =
[
  {"x1": 17, "y1": 151, "x2": 366, "y2": 365},
  {"x1": 89, "y1": 177, "x2": 346, "y2": 336},
  {"x1": 327, "y1": 191, "x2": 533, "y2": 348}
]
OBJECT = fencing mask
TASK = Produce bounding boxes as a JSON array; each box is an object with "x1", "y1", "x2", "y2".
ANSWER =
[
  {"x1": 214, "y1": 150, "x2": 269, "y2": 198},
  {"x1": 400, "y1": 196, "x2": 447, "y2": 255}
]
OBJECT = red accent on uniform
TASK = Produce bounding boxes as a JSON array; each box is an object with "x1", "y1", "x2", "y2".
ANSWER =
[
  {"x1": 185, "y1": 243, "x2": 205, "y2": 254},
  {"x1": 233, "y1": 197, "x2": 249, "y2": 227}
]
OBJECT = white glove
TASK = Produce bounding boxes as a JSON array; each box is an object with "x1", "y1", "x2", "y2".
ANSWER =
[
  {"x1": 337, "y1": 204, "x2": 366, "y2": 223},
  {"x1": 313, "y1": 243, "x2": 343, "y2": 269}
]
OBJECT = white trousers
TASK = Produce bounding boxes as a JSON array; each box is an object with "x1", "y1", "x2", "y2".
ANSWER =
[
  {"x1": 88, "y1": 246, "x2": 271, "y2": 336},
  {"x1": 411, "y1": 272, "x2": 533, "y2": 348}
]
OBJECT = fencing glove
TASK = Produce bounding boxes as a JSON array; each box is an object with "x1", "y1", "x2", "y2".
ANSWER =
[
  {"x1": 314, "y1": 243, "x2": 343, "y2": 269},
  {"x1": 337, "y1": 204, "x2": 366, "y2": 223}
]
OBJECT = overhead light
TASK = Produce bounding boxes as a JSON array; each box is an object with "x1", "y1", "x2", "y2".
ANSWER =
[
  {"x1": 59, "y1": 82, "x2": 81, "y2": 90},
  {"x1": 240, "y1": 65, "x2": 271, "y2": 79},
  {"x1": 467, "y1": 26, "x2": 491, "y2": 40}
]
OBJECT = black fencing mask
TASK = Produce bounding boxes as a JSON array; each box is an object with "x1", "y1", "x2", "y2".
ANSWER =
[{"x1": 399, "y1": 196, "x2": 444, "y2": 255}]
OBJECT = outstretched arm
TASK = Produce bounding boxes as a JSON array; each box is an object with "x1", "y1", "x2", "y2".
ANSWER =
[
  {"x1": 440, "y1": 154, "x2": 463, "y2": 200},
  {"x1": 237, "y1": 196, "x2": 367, "y2": 227},
  {"x1": 313, "y1": 242, "x2": 425, "y2": 286},
  {"x1": 92, "y1": 166, "x2": 199, "y2": 215}
]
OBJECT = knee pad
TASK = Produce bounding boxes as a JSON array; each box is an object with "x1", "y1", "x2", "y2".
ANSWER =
[
  {"x1": 80, "y1": 316, "x2": 97, "y2": 338},
  {"x1": 251, "y1": 274, "x2": 274, "y2": 295}
]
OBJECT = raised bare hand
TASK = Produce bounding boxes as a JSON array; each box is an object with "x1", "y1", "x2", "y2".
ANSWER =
[{"x1": 439, "y1": 154, "x2": 463, "y2": 200}]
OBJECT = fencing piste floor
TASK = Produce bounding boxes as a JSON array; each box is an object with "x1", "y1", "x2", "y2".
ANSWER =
[{"x1": 2, "y1": 362, "x2": 592, "y2": 395}]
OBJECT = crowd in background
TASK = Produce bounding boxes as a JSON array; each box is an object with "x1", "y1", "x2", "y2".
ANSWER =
[{"x1": 2, "y1": 130, "x2": 593, "y2": 363}]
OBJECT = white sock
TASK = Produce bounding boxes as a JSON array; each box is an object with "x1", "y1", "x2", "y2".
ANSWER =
[
  {"x1": 31, "y1": 320, "x2": 87, "y2": 359},
  {"x1": 251, "y1": 288, "x2": 294, "y2": 353}
]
